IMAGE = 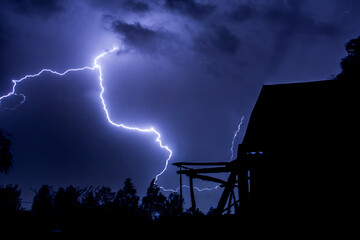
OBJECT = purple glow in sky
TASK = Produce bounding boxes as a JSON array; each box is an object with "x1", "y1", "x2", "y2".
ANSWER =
[{"x1": 1, "y1": 0, "x2": 359, "y2": 211}]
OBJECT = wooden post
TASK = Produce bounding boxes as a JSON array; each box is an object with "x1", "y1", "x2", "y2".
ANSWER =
[
  {"x1": 227, "y1": 191, "x2": 234, "y2": 215},
  {"x1": 216, "y1": 171, "x2": 237, "y2": 215},
  {"x1": 179, "y1": 166, "x2": 183, "y2": 213},
  {"x1": 237, "y1": 173, "x2": 241, "y2": 215},
  {"x1": 189, "y1": 175, "x2": 196, "y2": 214},
  {"x1": 239, "y1": 163, "x2": 250, "y2": 216},
  {"x1": 231, "y1": 189, "x2": 239, "y2": 215}
]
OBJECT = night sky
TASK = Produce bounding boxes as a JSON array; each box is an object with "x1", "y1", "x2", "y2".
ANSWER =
[{"x1": 0, "y1": 0, "x2": 359, "y2": 211}]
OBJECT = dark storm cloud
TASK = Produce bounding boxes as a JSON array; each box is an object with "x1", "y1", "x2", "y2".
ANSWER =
[
  {"x1": 89, "y1": 0, "x2": 150, "y2": 13},
  {"x1": 122, "y1": 0, "x2": 149, "y2": 12},
  {"x1": 210, "y1": 25, "x2": 240, "y2": 55},
  {"x1": 164, "y1": 0, "x2": 215, "y2": 19},
  {"x1": 227, "y1": 3, "x2": 255, "y2": 23},
  {"x1": 2, "y1": 0, "x2": 67, "y2": 18},
  {"x1": 109, "y1": 18, "x2": 172, "y2": 54},
  {"x1": 0, "y1": 21, "x2": 9, "y2": 44},
  {"x1": 225, "y1": 1, "x2": 341, "y2": 37},
  {"x1": 264, "y1": 0, "x2": 341, "y2": 37},
  {"x1": 193, "y1": 25, "x2": 240, "y2": 56},
  {"x1": 256, "y1": 0, "x2": 343, "y2": 75}
]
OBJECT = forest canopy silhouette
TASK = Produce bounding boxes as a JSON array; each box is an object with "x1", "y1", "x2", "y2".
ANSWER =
[{"x1": 0, "y1": 178, "x2": 189, "y2": 237}]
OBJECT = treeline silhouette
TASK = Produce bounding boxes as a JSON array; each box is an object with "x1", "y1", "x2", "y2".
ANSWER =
[{"x1": 1, "y1": 178, "x2": 223, "y2": 238}]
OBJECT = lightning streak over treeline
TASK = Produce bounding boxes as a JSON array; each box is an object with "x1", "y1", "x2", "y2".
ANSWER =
[
  {"x1": 0, "y1": 47, "x2": 171, "y2": 183},
  {"x1": 0, "y1": 47, "x2": 245, "y2": 194}
]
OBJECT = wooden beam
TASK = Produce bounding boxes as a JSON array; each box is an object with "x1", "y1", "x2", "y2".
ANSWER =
[
  {"x1": 172, "y1": 162, "x2": 229, "y2": 167},
  {"x1": 177, "y1": 166, "x2": 230, "y2": 175},
  {"x1": 222, "y1": 200, "x2": 240, "y2": 214},
  {"x1": 192, "y1": 174, "x2": 227, "y2": 185}
]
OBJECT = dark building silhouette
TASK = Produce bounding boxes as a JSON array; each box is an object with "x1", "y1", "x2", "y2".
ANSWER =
[
  {"x1": 238, "y1": 79, "x2": 356, "y2": 236},
  {"x1": 174, "y1": 78, "x2": 356, "y2": 237}
]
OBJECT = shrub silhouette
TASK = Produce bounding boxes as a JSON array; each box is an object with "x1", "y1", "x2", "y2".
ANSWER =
[
  {"x1": 336, "y1": 35, "x2": 360, "y2": 80},
  {"x1": 0, "y1": 184, "x2": 21, "y2": 215},
  {"x1": 0, "y1": 129, "x2": 13, "y2": 174},
  {"x1": 140, "y1": 179, "x2": 167, "y2": 219},
  {"x1": 32, "y1": 185, "x2": 54, "y2": 217},
  {"x1": 113, "y1": 178, "x2": 140, "y2": 216}
]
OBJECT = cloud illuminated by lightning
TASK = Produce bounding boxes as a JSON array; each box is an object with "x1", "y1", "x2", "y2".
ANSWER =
[{"x1": 0, "y1": 47, "x2": 172, "y2": 183}]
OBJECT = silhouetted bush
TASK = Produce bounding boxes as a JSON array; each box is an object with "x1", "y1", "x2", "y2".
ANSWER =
[
  {"x1": 80, "y1": 186, "x2": 99, "y2": 211},
  {"x1": 140, "y1": 179, "x2": 167, "y2": 219},
  {"x1": 336, "y1": 35, "x2": 360, "y2": 80},
  {"x1": 0, "y1": 129, "x2": 13, "y2": 174},
  {"x1": 54, "y1": 185, "x2": 82, "y2": 217},
  {"x1": 32, "y1": 185, "x2": 54, "y2": 217},
  {"x1": 0, "y1": 184, "x2": 21, "y2": 215},
  {"x1": 113, "y1": 178, "x2": 140, "y2": 216}
]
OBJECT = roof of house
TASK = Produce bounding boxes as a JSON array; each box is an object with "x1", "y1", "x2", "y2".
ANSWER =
[{"x1": 242, "y1": 79, "x2": 348, "y2": 150}]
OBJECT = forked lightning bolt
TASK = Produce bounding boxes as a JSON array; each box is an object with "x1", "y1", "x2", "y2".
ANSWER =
[
  {"x1": 0, "y1": 47, "x2": 171, "y2": 183},
  {"x1": 0, "y1": 47, "x2": 245, "y2": 194},
  {"x1": 229, "y1": 116, "x2": 244, "y2": 161}
]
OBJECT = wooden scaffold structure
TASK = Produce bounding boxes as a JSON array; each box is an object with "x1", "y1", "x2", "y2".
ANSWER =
[{"x1": 173, "y1": 144, "x2": 264, "y2": 216}]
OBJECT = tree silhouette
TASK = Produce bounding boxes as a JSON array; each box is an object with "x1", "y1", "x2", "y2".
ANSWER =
[
  {"x1": 0, "y1": 184, "x2": 22, "y2": 215},
  {"x1": 54, "y1": 185, "x2": 82, "y2": 217},
  {"x1": 95, "y1": 186, "x2": 115, "y2": 213},
  {"x1": 114, "y1": 178, "x2": 139, "y2": 216},
  {"x1": 0, "y1": 129, "x2": 13, "y2": 174},
  {"x1": 81, "y1": 186, "x2": 99, "y2": 211},
  {"x1": 164, "y1": 192, "x2": 184, "y2": 216},
  {"x1": 32, "y1": 185, "x2": 54, "y2": 217},
  {"x1": 336, "y1": 35, "x2": 360, "y2": 80},
  {"x1": 141, "y1": 179, "x2": 167, "y2": 219},
  {"x1": 206, "y1": 207, "x2": 216, "y2": 215}
]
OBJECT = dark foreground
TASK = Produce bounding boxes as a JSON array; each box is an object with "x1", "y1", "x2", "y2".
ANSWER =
[{"x1": 1, "y1": 212, "x2": 350, "y2": 239}]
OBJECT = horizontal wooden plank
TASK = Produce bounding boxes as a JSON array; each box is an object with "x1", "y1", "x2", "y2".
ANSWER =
[{"x1": 172, "y1": 161, "x2": 229, "y2": 167}]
